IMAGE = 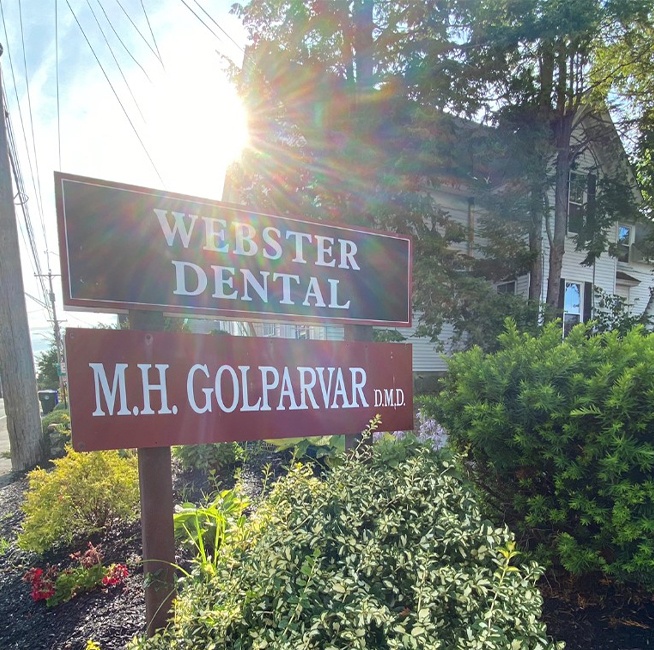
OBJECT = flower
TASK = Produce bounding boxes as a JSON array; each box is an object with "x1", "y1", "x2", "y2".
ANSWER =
[{"x1": 101, "y1": 563, "x2": 129, "y2": 587}]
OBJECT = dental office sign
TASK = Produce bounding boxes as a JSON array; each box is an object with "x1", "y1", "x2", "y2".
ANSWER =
[
  {"x1": 55, "y1": 173, "x2": 412, "y2": 326},
  {"x1": 65, "y1": 328, "x2": 413, "y2": 452}
]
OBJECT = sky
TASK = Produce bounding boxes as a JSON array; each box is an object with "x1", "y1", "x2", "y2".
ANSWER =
[{"x1": 0, "y1": 0, "x2": 248, "y2": 357}]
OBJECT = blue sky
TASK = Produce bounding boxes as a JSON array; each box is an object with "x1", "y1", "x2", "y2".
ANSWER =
[{"x1": 0, "y1": 0, "x2": 248, "y2": 356}]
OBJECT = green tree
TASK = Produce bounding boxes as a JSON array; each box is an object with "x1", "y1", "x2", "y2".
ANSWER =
[
  {"x1": 435, "y1": 0, "x2": 651, "y2": 311},
  {"x1": 36, "y1": 344, "x2": 59, "y2": 391},
  {"x1": 228, "y1": 0, "x2": 539, "y2": 349}
]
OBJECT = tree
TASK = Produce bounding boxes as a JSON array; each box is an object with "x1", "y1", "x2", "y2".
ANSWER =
[
  {"x1": 36, "y1": 344, "x2": 60, "y2": 391},
  {"x1": 228, "y1": 0, "x2": 540, "y2": 348},
  {"x1": 229, "y1": 1, "x2": 653, "y2": 346},
  {"x1": 433, "y1": 0, "x2": 652, "y2": 311}
]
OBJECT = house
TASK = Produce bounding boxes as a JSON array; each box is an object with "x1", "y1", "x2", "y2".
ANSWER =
[{"x1": 212, "y1": 106, "x2": 653, "y2": 379}]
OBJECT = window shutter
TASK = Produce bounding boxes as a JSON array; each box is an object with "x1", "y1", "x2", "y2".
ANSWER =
[
  {"x1": 586, "y1": 174, "x2": 597, "y2": 229},
  {"x1": 558, "y1": 278, "x2": 565, "y2": 318},
  {"x1": 583, "y1": 282, "x2": 593, "y2": 322}
]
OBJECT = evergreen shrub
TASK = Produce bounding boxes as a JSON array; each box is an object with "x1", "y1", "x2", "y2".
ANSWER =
[
  {"x1": 431, "y1": 320, "x2": 654, "y2": 586},
  {"x1": 19, "y1": 447, "x2": 139, "y2": 554},
  {"x1": 132, "y1": 437, "x2": 560, "y2": 649}
]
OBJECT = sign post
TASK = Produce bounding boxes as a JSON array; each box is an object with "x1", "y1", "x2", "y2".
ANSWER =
[{"x1": 129, "y1": 310, "x2": 175, "y2": 636}]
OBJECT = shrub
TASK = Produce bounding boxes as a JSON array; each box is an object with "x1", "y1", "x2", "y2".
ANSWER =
[
  {"x1": 132, "y1": 439, "x2": 560, "y2": 649},
  {"x1": 19, "y1": 447, "x2": 139, "y2": 554},
  {"x1": 432, "y1": 320, "x2": 654, "y2": 586},
  {"x1": 173, "y1": 442, "x2": 245, "y2": 473},
  {"x1": 41, "y1": 408, "x2": 70, "y2": 436}
]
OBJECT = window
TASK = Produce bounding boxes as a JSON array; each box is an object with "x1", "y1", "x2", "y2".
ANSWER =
[
  {"x1": 259, "y1": 323, "x2": 277, "y2": 337},
  {"x1": 568, "y1": 170, "x2": 597, "y2": 235},
  {"x1": 563, "y1": 282, "x2": 581, "y2": 336},
  {"x1": 497, "y1": 281, "x2": 516, "y2": 295},
  {"x1": 295, "y1": 325, "x2": 310, "y2": 340},
  {"x1": 617, "y1": 224, "x2": 632, "y2": 263}
]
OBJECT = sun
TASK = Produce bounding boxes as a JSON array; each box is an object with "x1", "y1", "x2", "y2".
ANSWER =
[{"x1": 144, "y1": 57, "x2": 249, "y2": 200}]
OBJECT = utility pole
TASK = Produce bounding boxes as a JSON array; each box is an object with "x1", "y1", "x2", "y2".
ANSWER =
[
  {"x1": 37, "y1": 269, "x2": 67, "y2": 406},
  {"x1": 0, "y1": 46, "x2": 46, "y2": 470}
]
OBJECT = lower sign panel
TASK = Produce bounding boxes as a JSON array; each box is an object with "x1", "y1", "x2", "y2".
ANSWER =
[{"x1": 65, "y1": 328, "x2": 414, "y2": 451}]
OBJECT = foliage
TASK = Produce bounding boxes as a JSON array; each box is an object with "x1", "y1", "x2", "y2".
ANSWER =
[
  {"x1": 132, "y1": 439, "x2": 560, "y2": 649},
  {"x1": 173, "y1": 442, "x2": 245, "y2": 474},
  {"x1": 433, "y1": 319, "x2": 654, "y2": 586},
  {"x1": 18, "y1": 447, "x2": 139, "y2": 554},
  {"x1": 23, "y1": 542, "x2": 128, "y2": 607},
  {"x1": 36, "y1": 344, "x2": 60, "y2": 390},
  {"x1": 174, "y1": 489, "x2": 248, "y2": 575},
  {"x1": 591, "y1": 287, "x2": 654, "y2": 335},
  {"x1": 41, "y1": 407, "x2": 70, "y2": 436},
  {"x1": 267, "y1": 435, "x2": 345, "y2": 467}
]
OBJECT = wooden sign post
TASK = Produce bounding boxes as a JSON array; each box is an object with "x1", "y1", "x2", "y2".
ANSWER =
[{"x1": 129, "y1": 310, "x2": 176, "y2": 636}]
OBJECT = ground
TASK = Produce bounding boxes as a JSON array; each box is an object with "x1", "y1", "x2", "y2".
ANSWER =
[{"x1": 0, "y1": 467, "x2": 652, "y2": 650}]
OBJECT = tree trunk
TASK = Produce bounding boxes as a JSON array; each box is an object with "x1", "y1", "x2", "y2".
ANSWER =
[
  {"x1": 546, "y1": 111, "x2": 575, "y2": 313},
  {"x1": 528, "y1": 182, "x2": 545, "y2": 303}
]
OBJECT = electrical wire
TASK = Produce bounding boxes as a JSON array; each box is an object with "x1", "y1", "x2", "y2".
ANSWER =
[
  {"x1": 179, "y1": 0, "x2": 241, "y2": 60},
  {"x1": 94, "y1": 0, "x2": 152, "y2": 82},
  {"x1": 139, "y1": 0, "x2": 163, "y2": 66},
  {"x1": 191, "y1": 0, "x2": 243, "y2": 53},
  {"x1": 113, "y1": 0, "x2": 163, "y2": 67},
  {"x1": 16, "y1": 0, "x2": 45, "y2": 234},
  {"x1": 85, "y1": 0, "x2": 146, "y2": 121},
  {"x1": 64, "y1": 0, "x2": 165, "y2": 185},
  {"x1": 55, "y1": 0, "x2": 61, "y2": 170}
]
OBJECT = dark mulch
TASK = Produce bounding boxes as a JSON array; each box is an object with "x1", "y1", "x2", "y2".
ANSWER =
[{"x1": 0, "y1": 464, "x2": 653, "y2": 649}]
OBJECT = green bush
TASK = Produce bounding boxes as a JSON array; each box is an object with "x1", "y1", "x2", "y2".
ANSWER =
[
  {"x1": 41, "y1": 408, "x2": 70, "y2": 435},
  {"x1": 173, "y1": 442, "x2": 245, "y2": 473},
  {"x1": 132, "y1": 439, "x2": 560, "y2": 649},
  {"x1": 19, "y1": 447, "x2": 139, "y2": 554},
  {"x1": 431, "y1": 320, "x2": 654, "y2": 586}
]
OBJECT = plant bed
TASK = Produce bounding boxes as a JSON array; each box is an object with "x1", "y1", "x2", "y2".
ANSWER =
[{"x1": 0, "y1": 449, "x2": 652, "y2": 649}]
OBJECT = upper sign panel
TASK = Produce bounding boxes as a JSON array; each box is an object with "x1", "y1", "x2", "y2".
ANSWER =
[{"x1": 55, "y1": 173, "x2": 412, "y2": 326}]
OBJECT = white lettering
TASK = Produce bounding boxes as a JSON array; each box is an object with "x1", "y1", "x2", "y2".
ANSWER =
[
  {"x1": 302, "y1": 277, "x2": 326, "y2": 307},
  {"x1": 187, "y1": 364, "x2": 212, "y2": 414},
  {"x1": 350, "y1": 368, "x2": 368, "y2": 407},
  {"x1": 315, "y1": 235, "x2": 335, "y2": 267},
  {"x1": 286, "y1": 231, "x2": 312, "y2": 263},
  {"x1": 260, "y1": 366, "x2": 280, "y2": 411},
  {"x1": 262, "y1": 227, "x2": 282, "y2": 260},
  {"x1": 242, "y1": 269, "x2": 270, "y2": 302},
  {"x1": 90, "y1": 363, "x2": 131, "y2": 416},
  {"x1": 172, "y1": 260, "x2": 208, "y2": 296},
  {"x1": 234, "y1": 222, "x2": 258, "y2": 256},
  {"x1": 339, "y1": 239, "x2": 360, "y2": 270},
  {"x1": 215, "y1": 365, "x2": 239, "y2": 412},
  {"x1": 137, "y1": 364, "x2": 172, "y2": 415},
  {"x1": 154, "y1": 209, "x2": 198, "y2": 248},
  {"x1": 202, "y1": 218, "x2": 228, "y2": 252},
  {"x1": 211, "y1": 265, "x2": 238, "y2": 299}
]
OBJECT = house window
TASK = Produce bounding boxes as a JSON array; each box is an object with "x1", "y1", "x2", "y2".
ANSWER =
[
  {"x1": 568, "y1": 170, "x2": 598, "y2": 236},
  {"x1": 497, "y1": 281, "x2": 516, "y2": 295},
  {"x1": 260, "y1": 323, "x2": 277, "y2": 337},
  {"x1": 617, "y1": 224, "x2": 632, "y2": 263},
  {"x1": 563, "y1": 282, "x2": 581, "y2": 336},
  {"x1": 295, "y1": 325, "x2": 310, "y2": 340},
  {"x1": 568, "y1": 171, "x2": 587, "y2": 234}
]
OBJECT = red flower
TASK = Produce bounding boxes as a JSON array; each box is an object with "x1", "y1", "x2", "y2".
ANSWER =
[{"x1": 101, "y1": 563, "x2": 128, "y2": 587}]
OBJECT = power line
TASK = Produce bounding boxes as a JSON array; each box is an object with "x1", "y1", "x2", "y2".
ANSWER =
[
  {"x1": 94, "y1": 0, "x2": 152, "y2": 82},
  {"x1": 191, "y1": 0, "x2": 243, "y2": 53},
  {"x1": 85, "y1": 0, "x2": 146, "y2": 121},
  {"x1": 140, "y1": 0, "x2": 163, "y2": 66},
  {"x1": 114, "y1": 0, "x2": 163, "y2": 67},
  {"x1": 179, "y1": 0, "x2": 243, "y2": 61},
  {"x1": 64, "y1": 0, "x2": 165, "y2": 186}
]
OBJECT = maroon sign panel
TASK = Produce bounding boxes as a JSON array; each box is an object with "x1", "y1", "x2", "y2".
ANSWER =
[
  {"x1": 55, "y1": 173, "x2": 412, "y2": 327},
  {"x1": 65, "y1": 328, "x2": 414, "y2": 452}
]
